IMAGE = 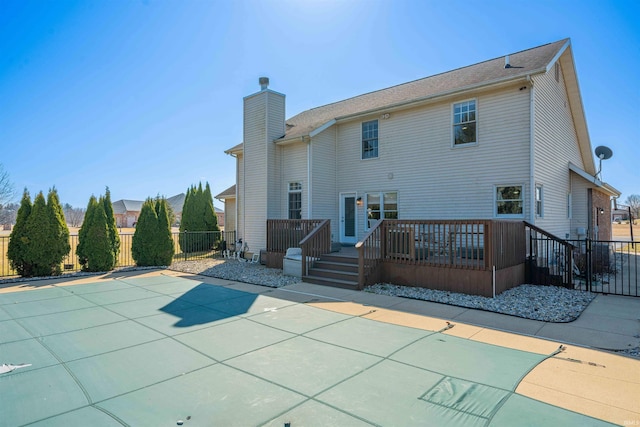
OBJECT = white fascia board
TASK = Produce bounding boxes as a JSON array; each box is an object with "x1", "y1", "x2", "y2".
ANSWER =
[
  {"x1": 309, "y1": 119, "x2": 337, "y2": 138},
  {"x1": 545, "y1": 39, "x2": 571, "y2": 72},
  {"x1": 569, "y1": 163, "x2": 621, "y2": 197}
]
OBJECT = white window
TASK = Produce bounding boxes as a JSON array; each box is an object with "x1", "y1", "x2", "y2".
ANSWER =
[
  {"x1": 567, "y1": 193, "x2": 572, "y2": 219},
  {"x1": 362, "y1": 120, "x2": 378, "y2": 159},
  {"x1": 366, "y1": 192, "x2": 398, "y2": 229},
  {"x1": 288, "y1": 182, "x2": 302, "y2": 219},
  {"x1": 495, "y1": 185, "x2": 524, "y2": 218},
  {"x1": 453, "y1": 100, "x2": 477, "y2": 146},
  {"x1": 535, "y1": 185, "x2": 543, "y2": 217}
]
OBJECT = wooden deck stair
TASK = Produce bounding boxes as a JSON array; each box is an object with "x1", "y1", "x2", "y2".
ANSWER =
[{"x1": 302, "y1": 252, "x2": 359, "y2": 290}]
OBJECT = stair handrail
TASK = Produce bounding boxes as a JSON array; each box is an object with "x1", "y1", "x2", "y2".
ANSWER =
[
  {"x1": 524, "y1": 221, "x2": 575, "y2": 287},
  {"x1": 355, "y1": 219, "x2": 384, "y2": 289},
  {"x1": 523, "y1": 221, "x2": 576, "y2": 248},
  {"x1": 300, "y1": 219, "x2": 331, "y2": 277}
]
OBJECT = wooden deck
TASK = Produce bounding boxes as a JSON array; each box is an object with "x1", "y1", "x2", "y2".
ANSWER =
[{"x1": 265, "y1": 219, "x2": 527, "y2": 297}]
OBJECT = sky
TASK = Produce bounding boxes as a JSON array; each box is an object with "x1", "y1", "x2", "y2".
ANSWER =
[{"x1": 1, "y1": 0, "x2": 639, "y2": 209}]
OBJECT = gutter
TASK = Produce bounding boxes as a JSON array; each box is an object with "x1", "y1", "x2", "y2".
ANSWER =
[{"x1": 333, "y1": 71, "x2": 546, "y2": 123}]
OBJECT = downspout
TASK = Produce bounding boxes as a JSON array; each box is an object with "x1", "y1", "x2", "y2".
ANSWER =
[
  {"x1": 306, "y1": 136, "x2": 312, "y2": 218},
  {"x1": 235, "y1": 153, "x2": 239, "y2": 241},
  {"x1": 528, "y1": 75, "x2": 536, "y2": 224}
]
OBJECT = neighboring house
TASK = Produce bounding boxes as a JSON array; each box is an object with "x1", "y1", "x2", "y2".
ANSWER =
[
  {"x1": 223, "y1": 39, "x2": 620, "y2": 253},
  {"x1": 215, "y1": 185, "x2": 236, "y2": 234},
  {"x1": 214, "y1": 206, "x2": 225, "y2": 231},
  {"x1": 112, "y1": 199, "x2": 143, "y2": 228},
  {"x1": 112, "y1": 193, "x2": 184, "y2": 228}
]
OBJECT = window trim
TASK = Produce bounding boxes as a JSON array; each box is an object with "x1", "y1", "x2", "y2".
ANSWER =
[
  {"x1": 452, "y1": 99, "x2": 478, "y2": 147},
  {"x1": 361, "y1": 119, "x2": 379, "y2": 160},
  {"x1": 288, "y1": 182, "x2": 302, "y2": 220},
  {"x1": 535, "y1": 185, "x2": 544, "y2": 218},
  {"x1": 494, "y1": 184, "x2": 525, "y2": 218}
]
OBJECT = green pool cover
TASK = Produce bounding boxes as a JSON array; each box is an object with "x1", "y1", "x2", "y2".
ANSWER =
[{"x1": 0, "y1": 275, "x2": 615, "y2": 426}]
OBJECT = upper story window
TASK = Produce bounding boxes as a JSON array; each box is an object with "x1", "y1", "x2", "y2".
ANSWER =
[
  {"x1": 495, "y1": 185, "x2": 524, "y2": 218},
  {"x1": 453, "y1": 100, "x2": 477, "y2": 146},
  {"x1": 362, "y1": 120, "x2": 379, "y2": 159},
  {"x1": 288, "y1": 182, "x2": 302, "y2": 219}
]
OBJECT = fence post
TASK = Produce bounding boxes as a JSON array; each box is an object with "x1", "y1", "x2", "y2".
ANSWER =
[{"x1": 585, "y1": 237, "x2": 592, "y2": 292}]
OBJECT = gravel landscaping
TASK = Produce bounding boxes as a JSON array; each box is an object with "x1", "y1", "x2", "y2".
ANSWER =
[{"x1": 170, "y1": 258, "x2": 596, "y2": 322}]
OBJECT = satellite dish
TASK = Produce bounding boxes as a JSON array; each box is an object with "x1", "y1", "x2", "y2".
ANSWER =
[
  {"x1": 595, "y1": 145, "x2": 613, "y2": 160},
  {"x1": 594, "y1": 145, "x2": 613, "y2": 180}
]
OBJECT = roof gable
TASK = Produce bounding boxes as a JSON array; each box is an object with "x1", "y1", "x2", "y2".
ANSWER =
[{"x1": 281, "y1": 39, "x2": 569, "y2": 142}]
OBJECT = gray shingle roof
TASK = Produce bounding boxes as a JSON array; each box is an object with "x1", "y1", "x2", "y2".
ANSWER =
[
  {"x1": 215, "y1": 185, "x2": 236, "y2": 200},
  {"x1": 112, "y1": 194, "x2": 185, "y2": 215},
  {"x1": 280, "y1": 39, "x2": 568, "y2": 141}
]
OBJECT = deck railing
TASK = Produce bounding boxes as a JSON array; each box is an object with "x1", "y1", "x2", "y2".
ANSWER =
[
  {"x1": 356, "y1": 219, "x2": 384, "y2": 288},
  {"x1": 356, "y1": 219, "x2": 526, "y2": 288},
  {"x1": 299, "y1": 220, "x2": 331, "y2": 277},
  {"x1": 266, "y1": 219, "x2": 325, "y2": 253}
]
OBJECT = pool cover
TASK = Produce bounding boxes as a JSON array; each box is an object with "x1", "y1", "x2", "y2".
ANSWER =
[{"x1": 0, "y1": 275, "x2": 615, "y2": 426}]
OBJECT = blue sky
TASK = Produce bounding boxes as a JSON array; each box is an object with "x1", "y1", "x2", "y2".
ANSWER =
[{"x1": 1, "y1": 0, "x2": 638, "y2": 209}]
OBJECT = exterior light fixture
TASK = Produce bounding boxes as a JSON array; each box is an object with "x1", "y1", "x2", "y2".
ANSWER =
[{"x1": 356, "y1": 197, "x2": 363, "y2": 206}]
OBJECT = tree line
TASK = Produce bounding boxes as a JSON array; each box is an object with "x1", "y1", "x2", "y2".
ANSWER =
[{"x1": 7, "y1": 182, "x2": 219, "y2": 278}]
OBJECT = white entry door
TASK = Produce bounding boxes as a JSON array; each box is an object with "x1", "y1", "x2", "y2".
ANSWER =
[{"x1": 340, "y1": 193, "x2": 357, "y2": 244}]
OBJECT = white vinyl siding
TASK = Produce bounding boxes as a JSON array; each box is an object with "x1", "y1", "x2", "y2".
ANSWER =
[
  {"x1": 267, "y1": 91, "x2": 285, "y2": 219},
  {"x1": 310, "y1": 127, "x2": 338, "y2": 238},
  {"x1": 532, "y1": 59, "x2": 584, "y2": 236},
  {"x1": 570, "y1": 172, "x2": 591, "y2": 239},
  {"x1": 336, "y1": 84, "x2": 530, "y2": 241},
  {"x1": 224, "y1": 198, "x2": 236, "y2": 234},
  {"x1": 242, "y1": 89, "x2": 285, "y2": 250},
  {"x1": 281, "y1": 142, "x2": 308, "y2": 218}
]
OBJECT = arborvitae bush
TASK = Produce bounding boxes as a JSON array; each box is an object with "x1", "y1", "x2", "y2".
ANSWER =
[
  {"x1": 20, "y1": 191, "x2": 68, "y2": 277},
  {"x1": 179, "y1": 182, "x2": 220, "y2": 253},
  {"x1": 7, "y1": 189, "x2": 33, "y2": 277},
  {"x1": 8, "y1": 188, "x2": 70, "y2": 277},
  {"x1": 155, "y1": 197, "x2": 175, "y2": 265},
  {"x1": 46, "y1": 188, "x2": 70, "y2": 275},
  {"x1": 77, "y1": 195, "x2": 116, "y2": 272},
  {"x1": 76, "y1": 195, "x2": 95, "y2": 269},
  {"x1": 132, "y1": 198, "x2": 160, "y2": 266},
  {"x1": 103, "y1": 187, "x2": 120, "y2": 261}
]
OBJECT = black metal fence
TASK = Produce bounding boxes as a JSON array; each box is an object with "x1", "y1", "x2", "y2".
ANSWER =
[
  {"x1": 526, "y1": 226, "x2": 638, "y2": 297},
  {"x1": 0, "y1": 230, "x2": 236, "y2": 279},
  {"x1": 569, "y1": 239, "x2": 638, "y2": 296}
]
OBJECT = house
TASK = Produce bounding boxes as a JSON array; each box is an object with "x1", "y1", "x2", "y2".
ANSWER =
[
  {"x1": 223, "y1": 39, "x2": 622, "y2": 296},
  {"x1": 112, "y1": 199, "x2": 143, "y2": 228},
  {"x1": 223, "y1": 39, "x2": 619, "y2": 257},
  {"x1": 112, "y1": 193, "x2": 192, "y2": 228}
]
